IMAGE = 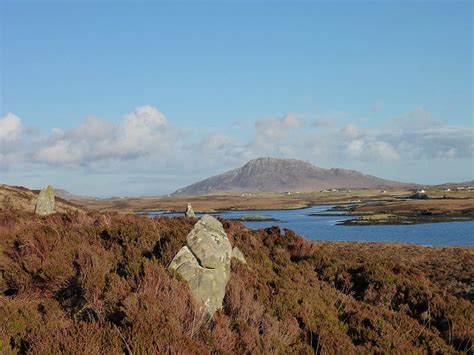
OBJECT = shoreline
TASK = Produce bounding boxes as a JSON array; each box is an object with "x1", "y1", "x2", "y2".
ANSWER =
[{"x1": 139, "y1": 204, "x2": 474, "y2": 226}]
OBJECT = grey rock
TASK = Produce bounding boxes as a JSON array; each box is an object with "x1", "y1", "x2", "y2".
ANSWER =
[
  {"x1": 35, "y1": 185, "x2": 55, "y2": 216},
  {"x1": 231, "y1": 246, "x2": 247, "y2": 265},
  {"x1": 186, "y1": 215, "x2": 232, "y2": 269},
  {"x1": 185, "y1": 203, "x2": 195, "y2": 218},
  {"x1": 169, "y1": 215, "x2": 235, "y2": 318}
]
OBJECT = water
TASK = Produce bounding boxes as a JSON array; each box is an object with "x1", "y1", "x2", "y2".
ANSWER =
[{"x1": 143, "y1": 205, "x2": 474, "y2": 247}]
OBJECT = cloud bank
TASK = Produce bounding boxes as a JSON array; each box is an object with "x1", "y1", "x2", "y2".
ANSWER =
[
  {"x1": 34, "y1": 106, "x2": 172, "y2": 166},
  {"x1": 1, "y1": 105, "x2": 472, "y2": 194}
]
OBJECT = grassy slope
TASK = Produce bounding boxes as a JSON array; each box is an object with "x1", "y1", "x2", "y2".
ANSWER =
[
  {"x1": 0, "y1": 184, "x2": 84, "y2": 214},
  {"x1": 0, "y1": 209, "x2": 472, "y2": 353}
]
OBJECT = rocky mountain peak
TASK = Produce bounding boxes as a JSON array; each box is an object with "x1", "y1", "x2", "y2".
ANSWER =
[{"x1": 172, "y1": 157, "x2": 409, "y2": 196}]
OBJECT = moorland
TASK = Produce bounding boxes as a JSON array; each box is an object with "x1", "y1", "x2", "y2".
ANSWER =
[
  {"x1": 0, "y1": 209, "x2": 473, "y2": 353},
  {"x1": 0, "y1": 183, "x2": 473, "y2": 353}
]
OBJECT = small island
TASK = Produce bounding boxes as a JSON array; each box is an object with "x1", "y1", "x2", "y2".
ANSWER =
[
  {"x1": 235, "y1": 214, "x2": 280, "y2": 222},
  {"x1": 341, "y1": 212, "x2": 473, "y2": 225}
]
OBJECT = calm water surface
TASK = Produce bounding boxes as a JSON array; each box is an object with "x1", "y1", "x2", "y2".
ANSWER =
[{"x1": 144, "y1": 205, "x2": 473, "y2": 247}]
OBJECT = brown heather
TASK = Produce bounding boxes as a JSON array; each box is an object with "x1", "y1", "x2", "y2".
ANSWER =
[{"x1": 0, "y1": 209, "x2": 473, "y2": 354}]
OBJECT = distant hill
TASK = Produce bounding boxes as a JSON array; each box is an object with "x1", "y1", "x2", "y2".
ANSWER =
[
  {"x1": 172, "y1": 157, "x2": 412, "y2": 196},
  {"x1": 55, "y1": 188, "x2": 94, "y2": 201},
  {"x1": 434, "y1": 180, "x2": 474, "y2": 188}
]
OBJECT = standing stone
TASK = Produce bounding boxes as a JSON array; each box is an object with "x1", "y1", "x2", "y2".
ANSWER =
[
  {"x1": 185, "y1": 203, "x2": 195, "y2": 218},
  {"x1": 35, "y1": 185, "x2": 55, "y2": 216},
  {"x1": 169, "y1": 215, "x2": 232, "y2": 318}
]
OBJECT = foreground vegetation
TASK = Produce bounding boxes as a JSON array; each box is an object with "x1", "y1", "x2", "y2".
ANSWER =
[{"x1": 0, "y1": 209, "x2": 473, "y2": 353}]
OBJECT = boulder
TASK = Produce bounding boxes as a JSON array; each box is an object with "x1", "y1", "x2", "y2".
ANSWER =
[
  {"x1": 169, "y1": 215, "x2": 233, "y2": 318},
  {"x1": 186, "y1": 214, "x2": 232, "y2": 269},
  {"x1": 35, "y1": 185, "x2": 55, "y2": 216},
  {"x1": 185, "y1": 203, "x2": 195, "y2": 218}
]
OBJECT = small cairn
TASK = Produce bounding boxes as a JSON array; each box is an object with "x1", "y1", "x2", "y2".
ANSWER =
[
  {"x1": 185, "y1": 203, "x2": 195, "y2": 217},
  {"x1": 35, "y1": 185, "x2": 55, "y2": 216}
]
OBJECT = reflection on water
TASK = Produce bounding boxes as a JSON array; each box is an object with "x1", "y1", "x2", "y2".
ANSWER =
[{"x1": 143, "y1": 205, "x2": 474, "y2": 247}]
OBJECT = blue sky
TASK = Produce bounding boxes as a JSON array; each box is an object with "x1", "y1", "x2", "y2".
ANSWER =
[{"x1": 0, "y1": 0, "x2": 473, "y2": 196}]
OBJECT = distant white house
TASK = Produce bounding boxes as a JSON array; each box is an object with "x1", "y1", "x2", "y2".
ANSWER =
[
  {"x1": 444, "y1": 188, "x2": 451, "y2": 192},
  {"x1": 417, "y1": 189, "x2": 426, "y2": 194}
]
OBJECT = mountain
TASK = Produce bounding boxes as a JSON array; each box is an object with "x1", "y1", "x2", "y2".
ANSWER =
[{"x1": 172, "y1": 157, "x2": 411, "y2": 196}]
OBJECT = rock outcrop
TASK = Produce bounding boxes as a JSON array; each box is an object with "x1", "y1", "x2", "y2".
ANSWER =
[
  {"x1": 35, "y1": 185, "x2": 55, "y2": 216},
  {"x1": 185, "y1": 203, "x2": 195, "y2": 217},
  {"x1": 169, "y1": 215, "x2": 245, "y2": 318}
]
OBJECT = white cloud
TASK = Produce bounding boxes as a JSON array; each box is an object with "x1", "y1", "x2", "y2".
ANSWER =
[
  {"x1": 35, "y1": 105, "x2": 173, "y2": 166},
  {"x1": 372, "y1": 141, "x2": 400, "y2": 160},
  {"x1": 0, "y1": 113, "x2": 24, "y2": 167},
  {"x1": 255, "y1": 113, "x2": 301, "y2": 140},
  {"x1": 341, "y1": 124, "x2": 360, "y2": 139},
  {"x1": 346, "y1": 139, "x2": 364, "y2": 158},
  {"x1": 0, "y1": 113, "x2": 22, "y2": 143},
  {"x1": 35, "y1": 140, "x2": 83, "y2": 165},
  {"x1": 345, "y1": 139, "x2": 399, "y2": 161},
  {"x1": 252, "y1": 113, "x2": 302, "y2": 151},
  {"x1": 198, "y1": 133, "x2": 237, "y2": 152}
]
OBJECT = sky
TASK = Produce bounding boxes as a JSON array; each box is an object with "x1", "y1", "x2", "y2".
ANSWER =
[{"x1": 0, "y1": 0, "x2": 473, "y2": 196}]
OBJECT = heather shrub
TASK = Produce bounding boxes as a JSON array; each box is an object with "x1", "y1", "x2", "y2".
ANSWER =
[{"x1": 0, "y1": 209, "x2": 472, "y2": 353}]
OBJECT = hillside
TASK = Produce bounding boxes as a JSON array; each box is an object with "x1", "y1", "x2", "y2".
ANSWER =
[
  {"x1": 0, "y1": 210, "x2": 472, "y2": 353},
  {"x1": 0, "y1": 184, "x2": 84, "y2": 213},
  {"x1": 55, "y1": 189, "x2": 94, "y2": 201},
  {"x1": 172, "y1": 157, "x2": 411, "y2": 196},
  {"x1": 435, "y1": 180, "x2": 474, "y2": 189}
]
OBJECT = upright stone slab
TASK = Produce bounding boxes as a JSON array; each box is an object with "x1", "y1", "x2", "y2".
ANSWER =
[
  {"x1": 185, "y1": 203, "x2": 195, "y2": 218},
  {"x1": 169, "y1": 215, "x2": 232, "y2": 317},
  {"x1": 35, "y1": 185, "x2": 55, "y2": 216}
]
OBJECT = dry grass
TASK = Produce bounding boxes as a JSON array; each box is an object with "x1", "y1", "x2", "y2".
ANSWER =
[{"x1": 73, "y1": 189, "x2": 411, "y2": 212}]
